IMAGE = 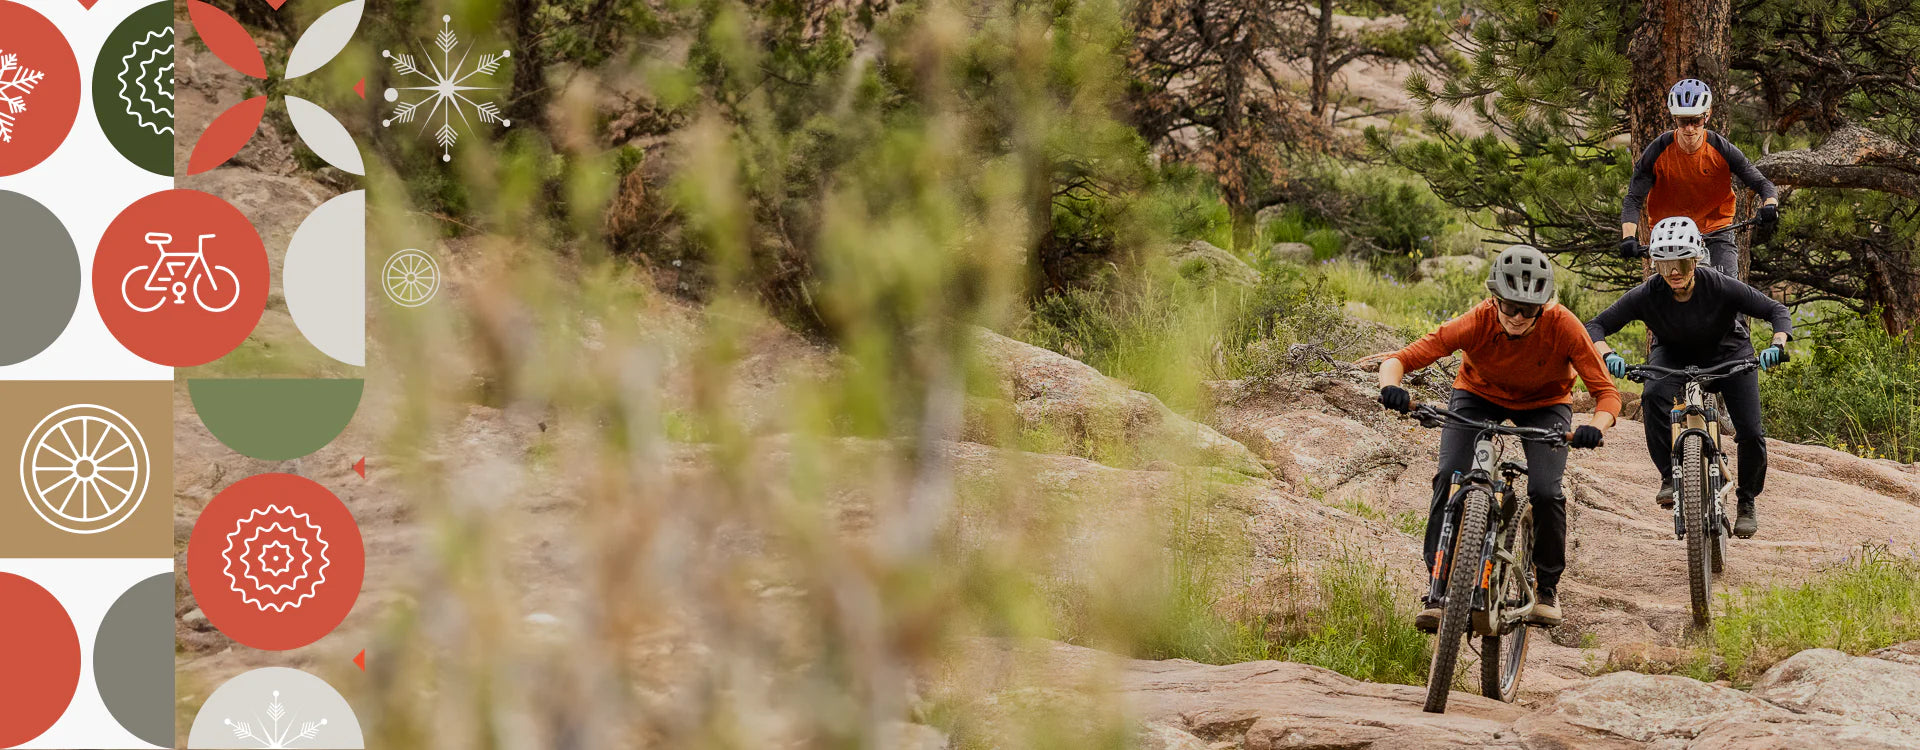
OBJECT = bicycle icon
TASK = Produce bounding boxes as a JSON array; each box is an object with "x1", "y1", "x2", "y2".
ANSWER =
[{"x1": 120, "y1": 232, "x2": 242, "y2": 313}]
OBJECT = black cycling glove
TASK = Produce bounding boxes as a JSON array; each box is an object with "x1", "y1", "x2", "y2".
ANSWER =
[
  {"x1": 1617, "y1": 237, "x2": 1641, "y2": 259},
  {"x1": 1570, "y1": 425, "x2": 1604, "y2": 449},
  {"x1": 1379, "y1": 385, "x2": 1412, "y2": 414},
  {"x1": 1758, "y1": 203, "x2": 1780, "y2": 227}
]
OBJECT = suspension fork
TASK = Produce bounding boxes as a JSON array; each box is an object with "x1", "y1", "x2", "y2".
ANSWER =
[{"x1": 1427, "y1": 472, "x2": 1464, "y2": 604}]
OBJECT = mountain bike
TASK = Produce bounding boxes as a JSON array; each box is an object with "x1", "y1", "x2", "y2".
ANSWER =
[
  {"x1": 1624, "y1": 358, "x2": 1759, "y2": 628},
  {"x1": 121, "y1": 232, "x2": 242, "y2": 313},
  {"x1": 1405, "y1": 403, "x2": 1580, "y2": 713}
]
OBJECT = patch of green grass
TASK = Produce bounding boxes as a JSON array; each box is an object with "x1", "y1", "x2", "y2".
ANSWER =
[
  {"x1": 1392, "y1": 510, "x2": 1425, "y2": 537},
  {"x1": 1761, "y1": 308, "x2": 1920, "y2": 463},
  {"x1": 1273, "y1": 553, "x2": 1431, "y2": 685},
  {"x1": 1706, "y1": 543, "x2": 1920, "y2": 684}
]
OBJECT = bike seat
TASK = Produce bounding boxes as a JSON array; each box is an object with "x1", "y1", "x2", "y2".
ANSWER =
[{"x1": 144, "y1": 232, "x2": 172, "y2": 244}]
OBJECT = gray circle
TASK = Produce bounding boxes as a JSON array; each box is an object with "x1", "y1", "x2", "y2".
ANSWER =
[
  {"x1": 0, "y1": 191, "x2": 80, "y2": 365},
  {"x1": 95, "y1": 573, "x2": 174, "y2": 746}
]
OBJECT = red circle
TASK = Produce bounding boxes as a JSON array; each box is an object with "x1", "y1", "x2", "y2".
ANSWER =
[
  {"x1": 0, "y1": 2, "x2": 81, "y2": 176},
  {"x1": 93, "y1": 190, "x2": 268, "y2": 366},
  {"x1": 0, "y1": 573, "x2": 81, "y2": 745},
  {"x1": 188, "y1": 474, "x2": 365, "y2": 650}
]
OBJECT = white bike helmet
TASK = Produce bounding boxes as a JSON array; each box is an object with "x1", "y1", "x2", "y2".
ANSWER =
[
  {"x1": 1668, "y1": 79, "x2": 1712, "y2": 116},
  {"x1": 1485, "y1": 244, "x2": 1555, "y2": 305},
  {"x1": 1647, "y1": 216, "x2": 1707, "y2": 261}
]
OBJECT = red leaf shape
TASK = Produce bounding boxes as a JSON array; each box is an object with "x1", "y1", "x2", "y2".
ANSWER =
[
  {"x1": 189, "y1": 96, "x2": 267, "y2": 175},
  {"x1": 188, "y1": 0, "x2": 266, "y2": 79}
]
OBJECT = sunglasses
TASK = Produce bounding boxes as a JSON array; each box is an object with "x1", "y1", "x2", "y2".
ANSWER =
[
  {"x1": 1495, "y1": 299, "x2": 1544, "y2": 319},
  {"x1": 1675, "y1": 115, "x2": 1705, "y2": 128},
  {"x1": 1654, "y1": 258, "x2": 1699, "y2": 275}
]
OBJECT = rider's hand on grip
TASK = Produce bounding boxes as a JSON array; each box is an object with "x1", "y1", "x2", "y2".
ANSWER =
[
  {"x1": 1616, "y1": 237, "x2": 1641, "y2": 259},
  {"x1": 1759, "y1": 344, "x2": 1789, "y2": 371},
  {"x1": 1603, "y1": 352, "x2": 1626, "y2": 378},
  {"x1": 1758, "y1": 203, "x2": 1780, "y2": 228},
  {"x1": 1569, "y1": 425, "x2": 1604, "y2": 450},
  {"x1": 1379, "y1": 385, "x2": 1412, "y2": 414}
]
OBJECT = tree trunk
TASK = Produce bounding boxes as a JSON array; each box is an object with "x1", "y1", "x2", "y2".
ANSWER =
[
  {"x1": 1624, "y1": 0, "x2": 1731, "y2": 153},
  {"x1": 1863, "y1": 243, "x2": 1920, "y2": 335},
  {"x1": 504, "y1": 0, "x2": 550, "y2": 132},
  {"x1": 1310, "y1": 0, "x2": 1333, "y2": 117}
]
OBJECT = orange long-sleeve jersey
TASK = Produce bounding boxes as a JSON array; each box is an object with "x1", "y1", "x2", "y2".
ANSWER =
[{"x1": 1392, "y1": 300, "x2": 1622, "y2": 417}]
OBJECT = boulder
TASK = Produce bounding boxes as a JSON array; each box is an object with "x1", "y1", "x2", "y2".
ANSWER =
[
  {"x1": 1416, "y1": 254, "x2": 1487, "y2": 281},
  {"x1": 970, "y1": 329, "x2": 1270, "y2": 478},
  {"x1": 1512, "y1": 671, "x2": 1800, "y2": 747},
  {"x1": 1124, "y1": 656, "x2": 1525, "y2": 749},
  {"x1": 1166, "y1": 240, "x2": 1261, "y2": 287},
  {"x1": 1870, "y1": 639, "x2": 1920, "y2": 667},
  {"x1": 1749, "y1": 648, "x2": 1920, "y2": 733},
  {"x1": 1267, "y1": 242, "x2": 1316, "y2": 265}
]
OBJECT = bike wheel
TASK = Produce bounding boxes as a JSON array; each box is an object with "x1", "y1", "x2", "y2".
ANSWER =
[
  {"x1": 1426, "y1": 487, "x2": 1490, "y2": 713},
  {"x1": 1683, "y1": 434, "x2": 1713, "y2": 628},
  {"x1": 193, "y1": 265, "x2": 242, "y2": 313},
  {"x1": 120, "y1": 265, "x2": 164, "y2": 312},
  {"x1": 1481, "y1": 501, "x2": 1532, "y2": 702}
]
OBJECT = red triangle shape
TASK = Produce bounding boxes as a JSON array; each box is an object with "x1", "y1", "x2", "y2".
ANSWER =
[
  {"x1": 77, "y1": 0, "x2": 100, "y2": 8},
  {"x1": 354, "y1": 650, "x2": 366, "y2": 671},
  {"x1": 353, "y1": 78, "x2": 366, "y2": 100},
  {"x1": 265, "y1": 0, "x2": 290, "y2": 9},
  {"x1": 353, "y1": 457, "x2": 366, "y2": 479}
]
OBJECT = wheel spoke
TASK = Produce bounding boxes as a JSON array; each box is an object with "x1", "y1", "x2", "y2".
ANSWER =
[
  {"x1": 36, "y1": 441, "x2": 73, "y2": 463},
  {"x1": 91, "y1": 419, "x2": 112, "y2": 456},
  {"x1": 95, "y1": 473, "x2": 131, "y2": 497},
  {"x1": 55, "y1": 480, "x2": 79, "y2": 513},
  {"x1": 40, "y1": 472, "x2": 78, "y2": 495},
  {"x1": 59, "y1": 423, "x2": 79, "y2": 457},
  {"x1": 95, "y1": 441, "x2": 131, "y2": 463}
]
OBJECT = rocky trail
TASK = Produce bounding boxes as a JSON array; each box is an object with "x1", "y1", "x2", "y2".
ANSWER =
[{"x1": 167, "y1": 14, "x2": 1920, "y2": 748}]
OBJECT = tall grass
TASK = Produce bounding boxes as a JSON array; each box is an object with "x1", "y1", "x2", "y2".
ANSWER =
[
  {"x1": 1708, "y1": 544, "x2": 1920, "y2": 684},
  {"x1": 1762, "y1": 309, "x2": 1920, "y2": 462}
]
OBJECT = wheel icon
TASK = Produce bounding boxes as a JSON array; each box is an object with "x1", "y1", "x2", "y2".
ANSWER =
[
  {"x1": 120, "y1": 265, "x2": 166, "y2": 312},
  {"x1": 194, "y1": 264, "x2": 242, "y2": 312},
  {"x1": 382, "y1": 249, "x2": 440, "y2": 307},
  {"x1": 20, "y1": 404, "x2": 150, "y2": 534}
]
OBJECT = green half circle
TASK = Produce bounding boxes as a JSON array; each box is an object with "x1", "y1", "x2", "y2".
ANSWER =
[{"x1": 189, "y1": 378, "x2": 363, "y2": 460}]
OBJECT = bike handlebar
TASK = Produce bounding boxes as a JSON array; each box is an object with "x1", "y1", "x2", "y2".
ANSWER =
[
  {"x1": 1623, "y1": 358, "x2": 1760, "y2": 384},
  {"x1": 1403, "y1": 404, "x2": 1572, "y2": 447}
]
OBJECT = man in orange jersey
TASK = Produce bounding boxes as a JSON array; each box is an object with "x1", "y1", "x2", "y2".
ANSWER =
[
  {"x1": 1618, "y1": 78, "x2": 1781, "y2": 277},
  {"x1": 1377, "y1": 245, "x2": 1620, "y2": 630}
]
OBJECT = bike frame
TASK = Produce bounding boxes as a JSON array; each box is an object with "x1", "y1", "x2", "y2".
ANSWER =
[
  {"x1": 1420, "y1": 413, "x2": 1552, "y2": 637},
  {"x1": 1628, "y1": 359, "x2": 1755, "y2": 542},
  {"x1": 140, "y1": 234, "x2": 221, "y2": 293}
]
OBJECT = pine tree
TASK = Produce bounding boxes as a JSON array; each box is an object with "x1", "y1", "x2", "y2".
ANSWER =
[{"x1": 1377, "y1": 0, "x2": 1920, "y2": 330}]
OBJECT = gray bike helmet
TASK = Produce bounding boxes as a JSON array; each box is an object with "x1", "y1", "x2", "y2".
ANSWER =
[
  {"x1": 1668, "y1": 79, "x2": 1712, "y2": 116},
  {"x1": 1647, "y1": 216, "x2": 1707, "y2": 261},
  {"x1": 1485, "y1": 244, "x2": 1555, "y2": 306}
]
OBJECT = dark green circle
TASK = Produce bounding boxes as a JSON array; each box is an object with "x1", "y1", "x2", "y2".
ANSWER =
[{"x1": 92, "y1": 2, "x2": 175, "y2": 176}]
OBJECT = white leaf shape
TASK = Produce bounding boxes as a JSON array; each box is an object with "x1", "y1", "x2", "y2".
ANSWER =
[
  {"x1": 285, "y1": 0, "x2": 365, "y2": 79},
  {"x1": 285, "y1": 96, "x2": 365, "y2": 175}
]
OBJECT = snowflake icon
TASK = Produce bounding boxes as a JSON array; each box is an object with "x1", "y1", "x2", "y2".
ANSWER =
[
  {"x1": 380, "y1": 14, "x2": 511, "y2": 162},
  {"x1": 224, "y1": 690, "x2": 329, "y2": 748},
  {"x1": 0, "y1": 49, "x2": 48, "y2": 143}
]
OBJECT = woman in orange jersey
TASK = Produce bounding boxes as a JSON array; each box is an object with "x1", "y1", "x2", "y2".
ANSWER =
[{"x1": 1376, "y1": 245, "x2": 1620, "y2": 630}]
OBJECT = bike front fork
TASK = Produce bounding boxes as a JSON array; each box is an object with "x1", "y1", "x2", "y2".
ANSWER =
[{"x1": 1669, "y1": 459, "x2": 1727, "y2": 540}]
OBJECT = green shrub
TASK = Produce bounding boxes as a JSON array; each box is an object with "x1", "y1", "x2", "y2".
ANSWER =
[
  {"x1": 1708, "y1": 543, "x2": 1920, "y2": 684},
  {"x1": 1761, "y1": 310, "x2": 1920, "y2": 462}
]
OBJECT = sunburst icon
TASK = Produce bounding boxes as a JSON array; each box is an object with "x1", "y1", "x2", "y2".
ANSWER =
[{"x1": 380, "y1": 14, "x2": 510, "y2": 162}]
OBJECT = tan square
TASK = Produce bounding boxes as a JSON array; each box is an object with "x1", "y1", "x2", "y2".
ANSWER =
[{"x1": 0, "y1": 381, "x2": 172, "y2": 557}]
